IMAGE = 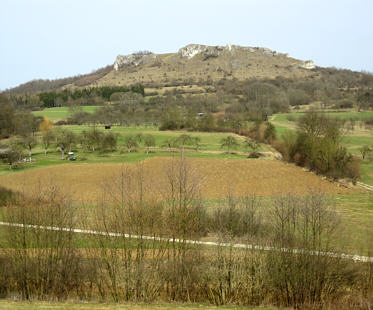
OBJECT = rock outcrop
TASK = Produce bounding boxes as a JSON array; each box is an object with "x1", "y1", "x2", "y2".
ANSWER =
[
  {"x1": 113, "y1": 43, "x2": 316, "y2": 75},
  {"x1": 178, "y1": 44, "x2": 210, "y2": 58},
  {"x1": 177, "y1": 44, "x2": 290, "y2": 59},
  {"x1": 299, "y1": 60, "x2": 316, "y2": 70},
  {"x1": 114, "y1": 52, "x2": 157, "y2": 71}
]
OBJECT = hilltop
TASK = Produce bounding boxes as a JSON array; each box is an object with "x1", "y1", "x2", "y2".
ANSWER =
[
  {"x1": 104, "y1": 43, "x2": 317, "y2": 87},
  {"x1": 5, "y1": 43, "x2": 320, "y2": 94}
]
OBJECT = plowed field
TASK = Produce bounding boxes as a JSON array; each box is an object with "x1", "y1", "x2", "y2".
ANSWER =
[{"x1": 0, "y1": 158, "x2": 356, "y2": 202}]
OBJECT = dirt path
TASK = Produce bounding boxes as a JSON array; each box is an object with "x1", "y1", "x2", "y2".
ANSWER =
[{"x1": 0, "y1": 221, "x2": 371, "y2": 263}]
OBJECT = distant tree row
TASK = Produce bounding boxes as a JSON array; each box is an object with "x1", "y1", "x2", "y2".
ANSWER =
[
  {"x1": 0, "y1": 94, "x2": 42, "y2": 139},
  {"x1": 9, "y1": 85, "x2": 145, "y2": 108}
]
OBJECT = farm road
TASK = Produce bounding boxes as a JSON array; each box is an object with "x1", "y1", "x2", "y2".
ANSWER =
[
  {"x1": 356, "y1": 181, "x2": 373, "y2": 192},
  {"x1": 0, "y1": 221, "x2": 372, "y2": 264}
]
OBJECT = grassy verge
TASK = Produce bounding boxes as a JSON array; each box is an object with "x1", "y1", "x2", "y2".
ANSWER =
[
  {"x1": 0, "y1": 301, "x2": 278, "y2": 310},
  {"x1": 0, "y1": 192, "x2": 371, "y2": 256}
]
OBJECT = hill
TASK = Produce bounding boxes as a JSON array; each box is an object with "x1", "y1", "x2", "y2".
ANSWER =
[
  {"x1": 4, "y1": 43, "x2": 321, "y2": 94},
  {"x1": 99, "y1": 44, "x2": 318, "y2": 87}
]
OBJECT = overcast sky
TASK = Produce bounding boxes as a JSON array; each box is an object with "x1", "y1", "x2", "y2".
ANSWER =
[{"x1": 1, "y1": 0, "x2": 372, "y2": 90}]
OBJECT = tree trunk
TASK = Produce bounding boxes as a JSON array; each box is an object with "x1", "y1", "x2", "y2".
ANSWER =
[{"x1": 61, "y1": 150, "x2": 65, "y2": 160}]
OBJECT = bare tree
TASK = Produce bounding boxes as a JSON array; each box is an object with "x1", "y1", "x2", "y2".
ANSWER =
[
  {"x1": 124, "y1": 135, "x2": 138, "y2": 153},
  {"x1": 41, "y1": 129, "x2": 55, "y2": 156},
  {"x1": 220, "y1": 135, "x2": 239, "y2": 154},
  {"x1": 143, "y1": 134, "x2": 155, "y2": 155},
  {"x1": 21, "y1": 135, "x2": 37, "y2": 161}
]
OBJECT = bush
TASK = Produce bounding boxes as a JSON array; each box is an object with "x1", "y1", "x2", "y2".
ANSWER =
[
  {"x1": 248, "y1": 152, "x2": 261, "y2": 158},
  {"x1": 278, "y1": 113, "x2": 358, "y2": 180},
  {"x1": 345, "y1": 156, "x2": 361, "y2": 183},
  {"x1": 286, "y1": 115, "x2": 297, "y2": 122},
  {"x1": 333, "y1": 99, "x2": 354, "y2": 109},
  {"x1": 0, "y1": 186, "x2": 14, "y2": 206}
]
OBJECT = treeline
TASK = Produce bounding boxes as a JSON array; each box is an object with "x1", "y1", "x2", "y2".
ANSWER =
[
  {"x1": 60, "y1": 77, "x2": 373, "y2": 131},
  {"x1": 0, "y1": 160, "x2": 372, "y2": 309},
  {"x1": 6, "y1": 69, "x2": 373, "y2": 119},
  {"x1": 9, "y1": 85, "x2": 145, "y2": 109},
  {"x1": 144, "y1": 72, "x2": 373, "y2": 114}
]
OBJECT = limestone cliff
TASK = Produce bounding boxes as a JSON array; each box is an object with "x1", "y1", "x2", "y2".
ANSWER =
[{"x1": 114, "y1": 52, "x2": 158, "y2": 71}]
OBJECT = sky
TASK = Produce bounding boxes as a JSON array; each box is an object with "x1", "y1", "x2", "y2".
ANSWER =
[{"x1": 1, "y1": 0, "x2": 373, "y2": 91}]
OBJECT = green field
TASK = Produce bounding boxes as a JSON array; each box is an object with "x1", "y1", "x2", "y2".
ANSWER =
[
  {"x1": 272, "y1": 111, "x2": 373, "y2": 124},
  {"x1": 64, "y1": 125, "x2": 268, "y2": 152},
  {"x1": 32, "y1": 106, "x2": 102, "y2": 121},
  {"x1": 0, "y1": 126, "x2": 266, "y2": 176}
]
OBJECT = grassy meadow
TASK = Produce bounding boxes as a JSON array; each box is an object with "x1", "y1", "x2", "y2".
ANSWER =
[
  {"x1": 32, "y1": 106, "x2": 102, "y2": 121},
  {"x1": 0, "y1": 123, "x2": 272, "y2": 177}
]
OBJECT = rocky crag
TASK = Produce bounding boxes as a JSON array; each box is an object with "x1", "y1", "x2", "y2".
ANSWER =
[{"x1": 114, "y1": 43, "x2": 315, "y2": 71}]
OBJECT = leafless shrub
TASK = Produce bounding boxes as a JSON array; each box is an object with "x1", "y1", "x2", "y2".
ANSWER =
[
  {"x1": 265, "y1": 194, "x2": 356, "y2": 308},
  {"x1": 1, "y1": 185, "x2": 82, "y2": 300}
]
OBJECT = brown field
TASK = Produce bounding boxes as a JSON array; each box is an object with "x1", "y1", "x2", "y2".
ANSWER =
[{"x1": 0, "y1": 158, "x2": 356, "y2": 203}]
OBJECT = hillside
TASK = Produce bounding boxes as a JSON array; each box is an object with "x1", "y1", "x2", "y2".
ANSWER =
[
  {"x1": 97, "y1": 44, "x2": 318, "y2": 87},
  {"x1": 5, "y1": 43, "x2": 321, "y2": 94}
]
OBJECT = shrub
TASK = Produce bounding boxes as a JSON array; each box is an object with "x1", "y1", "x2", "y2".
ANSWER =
[
  {"x1": 248, "y1": 152, "x2": 261, "y2": 158},
  {"x1": 0, "y1": 186, "x2": 14, "y2": 206},
  {"x1": 286, "y1": 115, "x2": 297, "y2": 122},
  {"x1": 278, "y1": 113, "x2": 358, "y2": 180},
  {"x1": 345, "y1": 156, "x2": 361, "y2": 183}
]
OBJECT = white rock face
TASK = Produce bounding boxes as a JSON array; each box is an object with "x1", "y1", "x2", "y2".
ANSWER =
[
  {"x1": 258, "y1": 47, "x2": 275, "y2": 56},
  {"x1": 178, "y1": 44, "x2": 209, "y2": 58},
  {"x1": 113, "y1": 44, "x2": 316, "y2": 72},
  {"x1": 299, "y1": 60, "x2": 316, "y2": 70},
  {"x1": 114, "y1": 53, "x2": 157, "y2": 71}
]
